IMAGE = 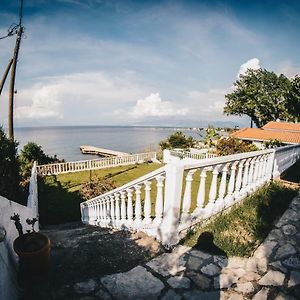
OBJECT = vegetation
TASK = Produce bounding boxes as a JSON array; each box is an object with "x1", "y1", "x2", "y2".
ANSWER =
[
  {"x1": 0, "y1": 127, "x2": 21, "y2": 202},
  {"x1": 159, "y1": 131, "x2": 196, "y2": 150},
  {"x1": 182, "y1": 161, "x2": 299, "y2": 257},
  {"x1": 215, "y1": 137, "x2": 258, "y2": 156},
  {"x1": 263, "y1": 139, "x2": 284, "y2": 149},
  {"x1": 80, "y1": 176, "x2": 117, "y2": 200},
  {"x1": 38, "y1": 163, "x2": 162, "y2": 225},
  {"x1": 19, "y1": 142, "x2": 63, "y2": 178},
  {"x1": 224, "y1": 69, "x2": 300, "y2": 127},
  {"x1": 203, "y1": 125, "x2": 220, "y2": 147}
]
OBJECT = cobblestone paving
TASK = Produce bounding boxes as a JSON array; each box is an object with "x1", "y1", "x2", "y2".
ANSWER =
[{"x1": 55, "y1": 192, "x2": 300, "y2": 300}]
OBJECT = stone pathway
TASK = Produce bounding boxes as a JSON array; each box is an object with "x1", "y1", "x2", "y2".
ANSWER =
[{"x1": 60, "y1": 191, "x2": 300, "y2": 300}]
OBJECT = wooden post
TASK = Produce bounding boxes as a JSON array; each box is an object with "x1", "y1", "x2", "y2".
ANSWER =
[{"x1": 8, "y1": 26, "x2": 23, "y2": 140}]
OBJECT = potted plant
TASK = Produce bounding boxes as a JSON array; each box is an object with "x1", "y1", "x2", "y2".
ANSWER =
[{"x1": 11, "y1": 213, "x2": 51, "y2": 276}]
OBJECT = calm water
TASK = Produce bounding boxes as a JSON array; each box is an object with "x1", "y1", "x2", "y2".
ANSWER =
[{"x1": 15, "y1": 126, "x2": 202, "y2": 162}]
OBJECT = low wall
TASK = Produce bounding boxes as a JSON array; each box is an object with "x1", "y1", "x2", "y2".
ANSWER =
[{"x1": 0, "y1": 196, "x2": 36, "y2": 300}]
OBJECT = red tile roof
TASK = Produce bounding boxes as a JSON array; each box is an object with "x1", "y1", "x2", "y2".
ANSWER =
[
  {"x1": 231, "y1": 128, "x2": 300, "y2": 144},
  {"x1": 262, "y1": 121, "x2": 300, "y2": 132}
]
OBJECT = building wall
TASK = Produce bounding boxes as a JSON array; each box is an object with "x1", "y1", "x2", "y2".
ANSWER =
[{"x1": 0, "y1": 196, "x2": 35, "y2": 300}]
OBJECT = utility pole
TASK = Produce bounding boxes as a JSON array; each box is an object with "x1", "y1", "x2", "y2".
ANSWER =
[{"x1": 8, "y1": 0, "x2": 24, "y2": 140}]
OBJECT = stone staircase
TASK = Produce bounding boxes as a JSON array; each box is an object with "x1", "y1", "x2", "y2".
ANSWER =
[{"x1": 19, "y1": 222, "x2": 164, "y2": 300}]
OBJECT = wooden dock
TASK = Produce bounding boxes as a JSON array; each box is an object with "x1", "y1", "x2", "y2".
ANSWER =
[{"x1": 80, "y1": 145, "x2": 129, "y2": 157}]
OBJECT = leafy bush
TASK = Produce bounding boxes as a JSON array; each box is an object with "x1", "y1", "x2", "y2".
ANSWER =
[
  {"x1": 0, "y1": 127, "x2": 21, "y2": 201},
  {"x1": 215, "y1": 137, "x2": 258, "y2": 156},
  {"x1": 19, "y1": 142, "x2": 63, "y2": 178},
  {"x1": 264, "y1": 139, "x2": 284, "y2": 149},
  {"x1": 159, "y1": 131, "x2": 196, "y2": 150}
]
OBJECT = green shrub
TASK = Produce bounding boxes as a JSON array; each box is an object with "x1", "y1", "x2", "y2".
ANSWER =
[
  {"x1": 215, "y1": 137, "x2": 258, "y2": 156},
  {"x1": 159, "y1": 131, "x2": 196, "y2": 150},
  {"x1": 19, "y1": 142, "x2": 63, "y2": 178},
  {"x1": 0, "y1": 127, "x2": 21, "y2": 202}
]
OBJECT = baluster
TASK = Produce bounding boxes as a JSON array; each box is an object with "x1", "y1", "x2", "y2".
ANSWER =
[
  {"x1": 143, "y1": 180, "x2": 152, "y2": 225},
  {"x1": 262, "y1": 155, "x2": 268, "y2": 182},
  {"x1": 102, "y1": 199, "x2": 107, "y2": 223},
  {"x1": 98, "y1": 199, "x2": 103, "y2": 222},
  {"x1": 207, "y1": 165, "x2": 220, "y2": 214},
  {"x1": 120, "y1": 191, "x2": 127, "y2": 224},
  {"x1": 266, "y1": 153, "x2": 274, "y2": 181},
  {"x1": 96, "y1": 200, "x2": 101, "y2": 224},
  {"x1": 256, "y1": 156, "x2": 263, "y2": 185},
  {"x1": 134, "y1": 185, "x2": 142, "y2": 226},
  {"x1": 247, "y1": 157, "x2": 256, "y2": 192},
  {"x1": 110, "y1": 195, "x2": 115, "y2": 225},
  {"x1": 224, "y1": 161, "x2": 237, "y2": 207},
  {"x1": 234, "y1": 160, "x2": 244, "y2": 200},
  {"x1": 126, "y1": 189, "x2": 133, "y2": 225},
  {"x1": 154, "y1": 175, "x2": 165, "y2": 224},
  {"x1": 241, "y1": 159, "x2": 250, "y2": 196},
  {"x1": 252, "y1": 157, "x2": 260, "y2": 189},
  {"x1": 104, "y1": 197, "x2": 109, "y2": 226},
  {"x1": 114, "y1": 193, "x2": 120, "y2": 226},
  {"x1": 195, "y1": 168, "x2": 207, "y2": 214},
  {"x1": 215, "y1": 163, "x2": 228, "y2": 210},
  {"x1": 181, "y1": 170, "x2": 196, "y2": 221}
]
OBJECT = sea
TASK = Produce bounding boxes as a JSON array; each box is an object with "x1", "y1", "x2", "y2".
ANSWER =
[{"x1": 14, "y1": 126, "x2": 203, "y2": 162}]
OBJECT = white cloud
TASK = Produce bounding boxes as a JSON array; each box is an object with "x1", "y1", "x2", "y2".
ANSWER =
[
  {"x1": 237, "y1": 58, "x2": 260, "y2": 77},
  {"x1": 130, "y1": 93, "x2": 188, "y2": 118},
  {"x1": 15, "y1": 72, "x2": 150, "y2": 123},
  {"x1": 277, "y1": 61, "x2": 300, "y2": 78},
  {"x1": 16, "y1": 85, "x2": 63, "y2": 119},
  {"x1": 188, "y1": 89, "x2": 228, "y2": 118}
]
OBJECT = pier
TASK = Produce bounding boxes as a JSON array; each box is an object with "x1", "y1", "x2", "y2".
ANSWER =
[{"x1": 80, "y1": 145, "x2": 129, "y2": 157}]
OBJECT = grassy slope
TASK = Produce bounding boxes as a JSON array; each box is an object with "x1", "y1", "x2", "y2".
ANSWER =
[
  {"x1": 182, "y1": 161, "x2": 300, "y2": 257},
  {"x1": 38, "y1": 163, "x2": 162, "y2": 225}
]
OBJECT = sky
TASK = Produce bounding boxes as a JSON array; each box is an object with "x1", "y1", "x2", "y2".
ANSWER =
[{"x1": 0, "y1": 0, "x2": 299, "y2": 127}]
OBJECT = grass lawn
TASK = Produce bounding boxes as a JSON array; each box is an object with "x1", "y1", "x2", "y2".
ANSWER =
[
  {"x1": 181, "y1": 161, "x2": 300, "y2": 257},
  {"x1": 38, "y1": 162, "x2": 162, "y2": 225}
]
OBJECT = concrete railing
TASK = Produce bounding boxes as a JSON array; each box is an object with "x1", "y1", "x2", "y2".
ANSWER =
[
  {"x1": 80, "y1": 144, "x2": 300, "y2": 247},
  {"x1": 36, "y1": 152, "x2": 157, "y2": 176},
  {"x1": 169, "y1": 149, "x2": 217, "y2": 160},
  {"x1": 0, "y1": 163, "x2": 39, "y2": 300}
]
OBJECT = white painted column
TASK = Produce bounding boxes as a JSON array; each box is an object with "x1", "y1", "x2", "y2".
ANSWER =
[
  {"x1": 234, "y1": 160, "x2": 244, "y2": 201},
  {"x1": 134, "y1": 185, "x2": 142, "y2": 226},
  {"x1": 114, "y1": 193, "x2": 121, "y2": 226},
  {"x1": 110, "y1": 195, "x2": 115, "y2": 225},
  {"x1": 215, "y1": 163, "x2": 228, "y2": 210},
  {"x1": 126, "y1": 188, "x2": 133, "y2": 225},
  {"x1": 120, "y1": 191, "x2": 127, "y2": 225},
  {"x1": 195, "y1": 168, "x2": 207, "y2": 214},
  {"x1": 247, "y1": 157, "x2": 256, "y2": 192},
  {"x1": 181, "y1": 170, "x2": 196, "y2": 221},
  {"x1": 241, "y1": 159, "x2": 250, "y2": 196},
  {"x1": 158, "y1": 162, "x2": 184, "y2": 247},
  {"x1": 143, "y1": 180, "x2": 152, "y2": 225},
  {"x1": 224, "y1": 161, "x2": 237, "y2": 207},
  {"x1": 154, "y1": 175, "x2": 165, "y2": 224},
  {"x1": 206, "y1": 165, "x2": 220, "y2": 214}
]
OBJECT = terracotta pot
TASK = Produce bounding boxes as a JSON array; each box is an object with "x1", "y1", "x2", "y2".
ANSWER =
[{"x1": 13, "y1": 232, "x2": 51, "y2": 276}]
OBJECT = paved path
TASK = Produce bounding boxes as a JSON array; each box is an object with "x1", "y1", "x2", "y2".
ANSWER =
[{"x1": 58, "y1": 191, "x2": 300, "y2": 300}]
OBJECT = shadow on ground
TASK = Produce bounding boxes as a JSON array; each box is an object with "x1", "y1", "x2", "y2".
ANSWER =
[{"x1": 19, "y1": 223, "x2": 165, "y2": 299}]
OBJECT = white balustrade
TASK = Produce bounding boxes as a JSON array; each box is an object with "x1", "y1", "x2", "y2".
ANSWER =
[
  {"x1": 81, "y1": 145, "x2": 300, "y2": 247},
  {"x1": 36, "y1": 152, "x2": 157, "y2": 175}
]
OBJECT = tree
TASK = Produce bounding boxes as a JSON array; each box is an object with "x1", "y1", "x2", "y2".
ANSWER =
[
  {"x1": 224, "y1": 69, "x2": 296, "y2": 128},
  {"x1": 286, "y1": 75, "x2": 300, "y2": 122},
  {"x1": 19, "y1": 142, "x2": 62, "y2": 178},
  {"x1": 159, "y1": 131, "x2": 196, "y2": 150},
  {"x1": 203, "y1": 125, "x2": 220, "y2": 147},
  {"x1": 0, "y1": 127, "x2": 21, "y2": 201}
]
